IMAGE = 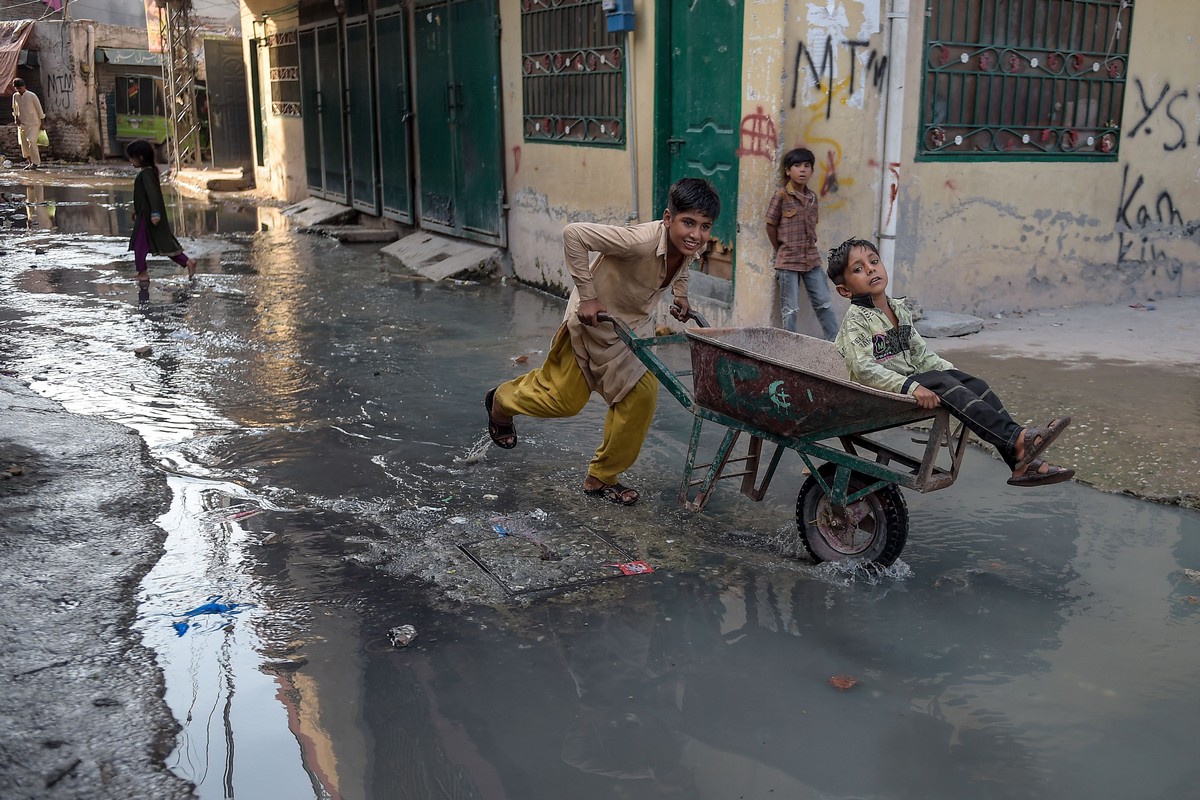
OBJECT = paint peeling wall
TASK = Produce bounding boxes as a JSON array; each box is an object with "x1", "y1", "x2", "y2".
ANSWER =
[
  {"x1": 895, "y1": 1, "x2": 1200, "y2": 313},
  {"x1": 27, "y1": 21, "x2": 99, "y2": 160},
  {"x1": 242, "y1": 5, "x2": 306, "y2": 203},
  {"x1": 737, "y1": 1, "x2": 888, "y2": 332},
  {"x1": 500, "y1": 0, "x2": 659, "y2": 298}
]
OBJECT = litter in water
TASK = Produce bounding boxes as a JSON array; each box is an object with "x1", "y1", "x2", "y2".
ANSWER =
[
  {"x1": 387, "y1": 624, "x2": 418, "y2": 647},
  {"x1": 608, "y1": 560, "x2": 654, "y2": 576},
  {"x1": 828, "y1": 675, "x2": 859, "y2": 691},
  {"x1": 170, "y1": 594, "x2": 254, "y2": 636}
]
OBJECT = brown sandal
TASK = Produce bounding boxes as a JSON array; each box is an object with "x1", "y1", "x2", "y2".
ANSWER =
[
  {"x1": 583, "y1": 481, "x2": 639, "y2": 506},
  {"x1": 1007, "y1": 459, "x2": 1075, "y2": 487},
  {"x1": 484, "y1": 388, "x2": 517, "y2": 449},
  {"x1": 1014, "y1": 416, "x2": 1071, "y2": 472}
]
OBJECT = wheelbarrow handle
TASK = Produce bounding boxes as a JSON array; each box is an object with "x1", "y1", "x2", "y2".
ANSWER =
[
  {"x1": 672, "y1": 304, "x2": 710, "y2": 328},
  {"x1": 594, "y1": 309, "x2": 709, "y2": 330}
]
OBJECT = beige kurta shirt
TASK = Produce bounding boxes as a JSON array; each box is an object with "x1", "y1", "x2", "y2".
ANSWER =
[
  {"x1": 12, "y1": 90, "x2": 45, "y2": 128},
  {"x1": 560, "y1": 220, "x2": 699, "y2": 405}
]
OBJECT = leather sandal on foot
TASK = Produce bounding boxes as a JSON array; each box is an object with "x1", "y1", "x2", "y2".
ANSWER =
[
  {"x1": 1013, "y1": 416, "x2": 1071, "y2": 472},
  {"x1": 484, "y1": 388, "x2": 517, "y2": 449},
  {"x1": 583, "y1": 481, "x2": 639, "y2": 506},
  {"x1": 1007, "y1": 459, "x2": 1075, "y2": 487}
]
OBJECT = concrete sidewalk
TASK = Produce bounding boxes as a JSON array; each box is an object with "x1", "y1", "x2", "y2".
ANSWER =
[
  {"x1": 934, "y1": 295, "x2": 1200, "y2": 507},
  {"x1": 0, "y1": 378, "x2": 191, "y2": 799}
]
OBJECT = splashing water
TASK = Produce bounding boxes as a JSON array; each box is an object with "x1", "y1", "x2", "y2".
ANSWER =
[{"x1": 456, "y1": 432, "x2": 493, "y2": 465}]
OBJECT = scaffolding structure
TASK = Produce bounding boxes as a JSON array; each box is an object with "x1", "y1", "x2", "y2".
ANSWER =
[{"x1": 157, "y1": 0, "x2": 202, "y2": 170}]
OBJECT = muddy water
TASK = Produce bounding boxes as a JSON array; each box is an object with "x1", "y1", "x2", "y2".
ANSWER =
[{"x1": 3, "y1": 189, "x2": 1200, "y2": 799}]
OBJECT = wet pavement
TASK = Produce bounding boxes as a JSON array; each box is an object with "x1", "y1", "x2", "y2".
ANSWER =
[{"x1": 2, "y1": 172, "x2": 1200, "y2": 799}]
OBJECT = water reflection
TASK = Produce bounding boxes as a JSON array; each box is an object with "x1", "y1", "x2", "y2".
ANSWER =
[{"x1": 4, "y1": 214, "x2": 1200, "y2": 799}]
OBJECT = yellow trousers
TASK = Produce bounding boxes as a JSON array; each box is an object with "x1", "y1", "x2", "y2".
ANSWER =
[{"x1": 494, "y1": 329, "x2": 658, "y2": 485}]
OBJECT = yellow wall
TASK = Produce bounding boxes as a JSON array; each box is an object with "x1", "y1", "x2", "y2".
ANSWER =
[
  {"x1": 500, "y1": 0, "x2": 660, "y2": 295},
  {"x1": 894, "y1": 1, "x2": 1200, "y2": 313},
  {"x1": 242, "y1": 1, "x2": 1199, "y2": 317},
  {"x1": 765, "y1": 0, "x2": 1200, "y2": 316},
  {"x1": 242, "y1": 5, "x2": 308, "y2": 203}
]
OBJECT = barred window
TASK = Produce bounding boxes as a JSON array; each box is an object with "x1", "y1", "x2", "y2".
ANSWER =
[
  {"x1": 521, "y1": 0, "x2": 625, "y2": 146},
  {"x1": 919, "y1": 0, "x2": 1133, "y2": 159},
  {"x1": 268, "y1": 31, "x2": 301, "y2": 117}
]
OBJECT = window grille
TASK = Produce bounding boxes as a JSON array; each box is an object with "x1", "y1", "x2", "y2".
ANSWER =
[
  {"x1": 521, "y1": 0, "x2": 625, "y2": 146},
  {"x1": 268, "y1": 31, "x2": 301, "y2": 117},
  {"x1": 919, "y1": 0, "x2": 1133, "y2": 159}
]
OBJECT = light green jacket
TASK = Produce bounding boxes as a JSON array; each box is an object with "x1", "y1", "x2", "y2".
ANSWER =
[{"x1": 834, "y1": 296, "x2": 954, "y2": 395}]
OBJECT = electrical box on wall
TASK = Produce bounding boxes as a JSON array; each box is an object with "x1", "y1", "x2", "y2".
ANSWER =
[{"x1": 601, "y1": 0, "x2": 634, "y2": 33}]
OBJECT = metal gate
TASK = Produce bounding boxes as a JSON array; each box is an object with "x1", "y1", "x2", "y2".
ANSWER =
[
  {"x1": 345, "y1": 17, "x2": 379, "y2": 215},
  {"x1": 204, "y1": 38, "x2": 253, "y2": 170},
  {"x1": 298, "y1": 23, "x2": 347, "y2": 203},
  {"x1": 661, "y1": 0, "x2": 743, "y2": 257},
  {"x1": 375, "y1": 10, "x2": 414, "y2": 223},
  {"x1": 413, "y1": 0, "x2": 504, "y2": 245}
]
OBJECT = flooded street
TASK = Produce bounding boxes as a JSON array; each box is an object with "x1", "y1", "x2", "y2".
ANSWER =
[{"x1": 3, "y1": 176, "x2": 1200, "y2": 799}]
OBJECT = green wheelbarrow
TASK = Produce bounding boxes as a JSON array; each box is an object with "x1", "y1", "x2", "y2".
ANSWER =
[{"x1": 601, "y1": 311, "x2": 970, "y2": 566}]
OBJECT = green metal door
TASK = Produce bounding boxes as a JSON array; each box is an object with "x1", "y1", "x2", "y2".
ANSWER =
[
  {"x1": 375, "y1": 11, "x2": 413, "y2": 223},
  {"x1": 449, "y1": 0, "x2": 502, "y2": 240},
  {"x1": 665, "y1": 0, "x2": 742, "y2": 253},
  {"x1": 413, "y1": 0, "x2": 504, "y2": 245},
  {"x1": 298, "y1": 29, "x2": 323, "y2": 193},
  {"x1": 317, "y1": 24, "x2": 347, "y2": 203},
  {"x1": 299, "y1": 25, "x2": 348, "y2": 202},
  {"x1": 345, "y1": 19, "x2": 378, "y2": 215},
  {"x1": 414, "y1": 6, "x2": 456, "y2": 228}
]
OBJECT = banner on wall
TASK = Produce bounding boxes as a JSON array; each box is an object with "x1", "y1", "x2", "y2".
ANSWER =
[{"x1": 0, "y1": 21, "x2": 35, "y2": 96}]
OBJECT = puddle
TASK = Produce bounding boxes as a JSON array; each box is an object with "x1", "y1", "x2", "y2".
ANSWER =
[{"x1": 4, "y1": 217, "x2": 1200, "y2": 798}]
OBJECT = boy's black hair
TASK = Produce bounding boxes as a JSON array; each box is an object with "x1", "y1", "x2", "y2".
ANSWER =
[
  {"x1": 125, "y1": 139, "x2": 159, "y2": 175},
  {"x1": 783, "y1": 147, "x2": 816, "y2": 172},
  {"x1": 667, "y1": 177, "x2": 720, "y2": 220},
  {"x1": 12, "y1": 78, "x2": 24, "y2": 88},
  {"x1": 826, "y1": 237, "x2": 879, "y2": 285}
]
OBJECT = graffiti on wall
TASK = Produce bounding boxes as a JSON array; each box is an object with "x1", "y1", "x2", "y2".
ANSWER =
[
  {"x1": 789, "y1": 37, "x2": 888, "y2": 119},
  {"x1": 45, "y1": 73, "x2": 75, "y2": 113},
  {"x1": 39, "y1": 32, "x2": 76, "y2": 114},
  {"x1": 1117, "y1": 77, "x2": 1200, "y2": 275},
  {"x1": 736, "y1": 106, "x2": 778, "y2": 159},
  {"x1": 780, "y1": 23, "x2": 890, "y2": 211}
]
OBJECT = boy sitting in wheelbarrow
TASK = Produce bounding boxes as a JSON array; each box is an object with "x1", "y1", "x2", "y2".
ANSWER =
[
  {"x1": 827, "y1": 238, "x2": 1074, "y2": 487},
  {"x1": 484, "y1": 178, "x2": 721, "y2": 506}
]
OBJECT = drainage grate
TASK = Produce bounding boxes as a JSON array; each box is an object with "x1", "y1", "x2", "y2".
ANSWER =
[{"x1": 458, "y1": 526, "x2": 644, "y2": 596}]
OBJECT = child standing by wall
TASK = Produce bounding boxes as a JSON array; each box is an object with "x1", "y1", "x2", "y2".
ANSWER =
[
  {"x1": 484, "y1": 178, "x2": 720, "y2": 507},
  {"x1": 827, "y1": 237, "x2": 1074, "y2": 487},
  {"x1": 765, "y1": 147, "x2": 839, "y2": 340},
  {"x1": 126, "y1": 140, "x2": 197, "y2": 284}
]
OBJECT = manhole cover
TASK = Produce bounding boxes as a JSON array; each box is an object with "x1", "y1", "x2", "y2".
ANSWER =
[{"x1": 459, "y1": 525, "x2": 644, "y2": 595}]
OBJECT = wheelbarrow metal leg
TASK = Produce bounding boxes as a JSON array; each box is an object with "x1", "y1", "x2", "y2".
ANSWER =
[
  {"x1": 682, "y1": 425, "x2": 741, "y2": 511},
  {"x1": 739, "y1": 436, "x2": 786, "y2": 502}
]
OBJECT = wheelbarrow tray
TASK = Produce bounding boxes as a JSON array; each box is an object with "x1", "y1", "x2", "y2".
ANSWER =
[{"x1": 685, "y1": 327, "x2": 934, "y2": 441}]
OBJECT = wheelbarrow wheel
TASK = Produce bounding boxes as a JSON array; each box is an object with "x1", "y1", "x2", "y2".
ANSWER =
[{"x1": 795, "y1": 464, "x2": 909, "y2": 566}]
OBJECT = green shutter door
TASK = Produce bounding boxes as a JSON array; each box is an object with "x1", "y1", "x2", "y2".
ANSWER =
[
  {"x1": 667, "y1": 0, "x2": 742, "y2": 254},
  {"x1": 317, "y1": 24, "x2": 347, "y2": 203},
  {"x1": 375, "y1": 11, "x2": 413, "y2": 223},
  {"x1": 345, "y1": 20, "x2": 379, "y2": 215},
  {"x1": 413, "y1": 0, "x2": 504, "y2": 245},
  {"x1": 450, "y1": 0, "x2": 502, "y2": 241},
  {"x1": 298, "y1": 29, "x2": 323, "y2": 193},
  {"x1": 414, "y1": 6, "x2": 456, "y2": 229}
]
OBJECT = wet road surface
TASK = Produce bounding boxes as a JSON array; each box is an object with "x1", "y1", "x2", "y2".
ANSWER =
[{"x1": 3, "y1": 177, "x2": 1200, "y2": 799}]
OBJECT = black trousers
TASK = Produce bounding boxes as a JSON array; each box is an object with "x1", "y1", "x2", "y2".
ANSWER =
[{"x1": 908, "y1": 369, "x2": 1022, "y2": 468}]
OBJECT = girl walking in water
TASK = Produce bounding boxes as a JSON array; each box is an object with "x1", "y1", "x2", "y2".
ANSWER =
[{"x1": 127, "y1": 140, "x2": 197, "y2": 283}]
